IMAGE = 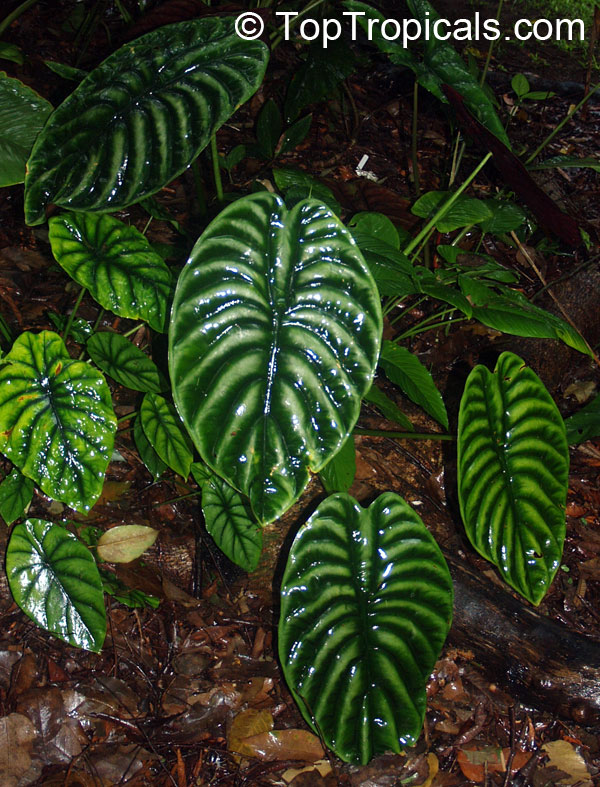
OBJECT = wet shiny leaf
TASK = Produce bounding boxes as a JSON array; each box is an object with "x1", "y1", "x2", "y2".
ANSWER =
[
  {"x1": 6, "y1": 519, "x2": 106, "y2": 652},
  {"x1": 24, "y1": 18, "x2": 269, "y2": 224},
  {"x1": 87, "y1": 332, "x2": 168, "y2": 393},
  {"x1": 458, "y1": 352, "x2": 569, "y2": 605},
  {"x1": 97, "y1": 525, "x2": 158, "y2": 563},
  {"x1": 0, "y1": 332, "x2": 116, "y2": 512},
  {"x1": 0, "y1": 469, "x2": 34, "y2": 526},
  {"x1": 279, "y1": 492, "x2": 453, "y2": 764},
  {"x1": 169, "y1": 193, "x2": 382, "y2": 524},
  {"x1": 0, "y1": 71, "x2": 52, "y2": 187},
  {"x1": 140, "y1": 393, "x2": 193, "y2": 479},
  {"x1": 49, "y1": 213, "x2": 173, "y2": 332},
  {"x1": 134, "y1": 415, "x2": 167, "y2": 479}
]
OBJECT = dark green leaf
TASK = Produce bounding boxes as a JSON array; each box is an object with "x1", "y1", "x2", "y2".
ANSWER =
[
  {"x1": 0, "y1": 470, "x2": 34, "y2": 526},
  {"x1": 0, "y1": 43, "x2": 24, "y2": 65},
  {"x1": 528, "y1": 155, "x2": 600, "y2": 173},
  {"x1": 87, "y1": 332, "x2": 168, "y2": 393},
  {"x1": 133, "y1": 414, "x2": 166, "y2": 479},
  {"x1": 24, "y1": 18, "x2": 269, "y2": 224},
  {"x1": 6, "y1": 519, "x2": 106, "y2": 651},
  {"x1": 220, "y1": 144, "x2": 246, "y2": 171},
  {"x1": 100, "y1": 568, "x2": 160, "y2": 609},
  {"x1": 278, "y1": 114, "x2": 312, "y2": 157},
  {"x1": 140, "y1": 393, "x2": 193, "y2": 479},
  {"x1": 49, "y1": 212, "x2": 173, "y2": 332},
  {"x1": 348, "y1": 211, "x2": 401, "y2": 248},
  {"x1": 319, "y1": 435, "x2": 356, "y2": 493},
  {"x1": 458, "y1": 352, "x2": 569, "y2": 605},
  {"x1": 0, "y1": 71, "x2": 52, "y2": 187},
  {"x1": 256, "y1": 98, "x2": 282, "y2": 159},
  {"x1": 43, "y1": 60, "x2": 87, "y2": 81},
  {"x1": 352, "y1": 233, "x2": 416, "y2": 299},
  {"x1": 511, "y1": 73, "x2": 529, "y2": 98},
  {"x1": 363, "y1": 384, "x2": 414, "y2": 431},
  {"x1": 412, "y1": 267, "x2": 472, "y2": 317},
  {"x1": 0, "y1": 331, "x2": 116, "y2": 512},
  {"x1": 478, "y1": 199, "x2": 526, "y2": 234},
  {"x1": 379, "y1": 341, "x2": 449, "y2": 429},
  {"x1": 279, "y1": 492, "x2": 453, "y2": 763},
  {"x1": 273, "y1": 167, "x2": 341, "y2": 214},
  {"x1": 563, "y1": 393, "x2": 600, "y2": 445},
  {"x1": 201, "y1": 472, "x2": 262, "y2": 571},
  {"x1": 47, "y1": 312, "x2": 93, "y2": 343},
  {"x1": 169, "y1": 193, "x2": 382, "y2": 523}
]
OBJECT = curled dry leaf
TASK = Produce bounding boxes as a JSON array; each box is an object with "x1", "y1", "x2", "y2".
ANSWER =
[
  {"x1": 97, "y1": 525, "x2": 158, "y2": 563},
  {"x1": 0, "y1": 712, "x2": 36, "y2": 785},
  {"x1": 238, "y1": 728, "x2": 325, "y2": 763},
  {"x1": 542, "y1": 739, "x2": 593, "y2": 786}
]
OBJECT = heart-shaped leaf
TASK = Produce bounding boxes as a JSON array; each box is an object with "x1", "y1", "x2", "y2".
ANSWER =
[
  {"x1": 97, "y1": 524, "x2": 158, "y2": 563},
  {"x1": 6, "y1": 519, "x2": 106, "y2": 651},
  {"x1": 169, "y1": 193, "x2": 382, "y2": 524},
  {"x1": 458, "y1": 352, "x2": 569, "y2": 605},
  {"x1": 24, "y1": 17, "x2": 269, "y2": 224},
  {"x1": 197, "y1": 469, "x2": 262, "y2": 572},
  {"x1": 0, "y1": 332, "x2": 116, "y2": 512},
  {"x1": 0, "y1": 470, "x2": 34, "y2": 526},
  {"x1": 0, "y1": 71, "x2": 52, "y2": 187},
  {"x1": 87, "y1": 332, "x2": 168, "y2": 393},
  {"x1": 140, "y1": 393, "x2": 193, "y2": 479},
  {"x1": 49, "y1": 213, "x2": 173, "y2": 332},
  {"x1": 279, "y1": 492, "x2": 453, "y2": 764}
]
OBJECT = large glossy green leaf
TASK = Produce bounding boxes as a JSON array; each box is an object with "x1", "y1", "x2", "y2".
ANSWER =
[
  {"x1": 279, "y1": 492, "x2": 453, "y2": 764},
  {"x1": 87, "y1": 332, "x2": 168, "y2": 393},
  {"x1": 0, "y1": 470, "x2": 34, "y2": 526},
  {"x1": 169, "y1": 193, "x2": 382, "y2": 524},
  {"x1": 6, "y1": 519, "x2": 106, "y2": 651},
  {"x1": 458, "y1": 352, "x2": 569, "y2": 605},
  {"x1": 0, "y1": 71, "x2": 52, "y2": 187},
  {"x1": 49, "y1": 212, "x2": 173, "y2": 332},
  {"x1": 197, "y1": 469, "x2": 262, "y2": 572},
  {"x1": 140, "y1": 393, "x2": 193, "y2": 479},
  {"x1": 24, "y1": 18, "x2": 269, "y2": 224},
  {"x1": 0, "y1": 332, "x2": 116, "y2": 512}
]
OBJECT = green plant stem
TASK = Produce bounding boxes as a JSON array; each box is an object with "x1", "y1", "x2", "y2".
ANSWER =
[
  {"x1": 210, "y1": 134, "x2": 224, "y2": 203},
  {"x1": 152, "y1": 490, "x2": 202, "y2": 507},
  {"x1": 525, "y1": 84, "x2": 599, "y2": 165},
  {"x1": 0, "y1": 0, "x2": 40, "y2": 37},
  {"x1": 411, "y1": 81, "x2": 420, "y2": 197},
  {"x1": 397, "y1": 316, "x2": 467, "y2": 340},
  {"x1": 393, "y1": 307, "x2": 458, "y2": 340},
  {"x1": 480, "y1": 0, "x2": 503, "y2": 86},
  {"x1": 353, "y1": 427, "x2": 454, "y2": 441},
  {"x1": 62, "y1": 287, "x2": 86, "y2": 343},
  {"x1": 122, "y1": 324, "x2": 144, "y2": 338},
  {"x1": 117, "y1": 410, "x2": 138, "y2": 424},
  {"x1": 403, "y1": 152, "x2": 493, "y2": 257}
]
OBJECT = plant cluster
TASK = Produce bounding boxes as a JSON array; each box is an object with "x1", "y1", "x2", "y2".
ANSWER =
[{"x1": 0, "y1": 0, "x2": 598, "y2": 766}]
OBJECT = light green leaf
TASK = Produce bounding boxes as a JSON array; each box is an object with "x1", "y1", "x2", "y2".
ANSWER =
[
  {"x1": 412, "y1": 191, "x2": 492, "y2": 232},
  {"x1": 24, "y1": 17, "x2": 269, "y2": 224},
  {"x1": 478, "y1": 199, "x2": 526, "y2": 235},
  {"x1": 140, "y1": 393, "x2": 193, "y2": 479},
  {"x1": 49, "y1": 212, "x2": 173, "y2": 332},
  {"x1": 169, "y1": 193, "x2": 382, "y2": 524},
  {"x1": 0, "y1": 331, "x2": 116, "y2": 512},
  {"x1": 0, "y1": 470, "x2": 34, "y2": 526},
  {"x1": 379, "y1": 341, "x2": 448, "y2": 430},
  {"x1": 279, "y1": 492, "x2": 453, "y2": 763},
  {"x1": 87, "y1": 332, "x2": 168, "y2": 393},
  {"x1": 319, "y1": 435, "x2": 356, "y2": 493},
  {"x1": 0, "y1": 43, "x2": 24, "y2": 65},
  {"x1": 511, "y1": 73, "x2": 530, "y2": 98},
  {"x1": 97, "y1": 524, "x2": 158, "y2": 563},
  {"x1": 0, "y1": 71, "x2": 52, "y2": 187},
  {"x1": 458, "y1": 352, "x2": 569, "y2": 605},
  {"x1": 6, "y1": 519, "x2": 106, "y2": 651}
]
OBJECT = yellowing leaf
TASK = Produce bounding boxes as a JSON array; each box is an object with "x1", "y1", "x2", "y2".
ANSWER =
[
  {"x1": 97, "y1": 525, "x2": 158, "y2": 563},
  {"x1": 228, "y1": 708, "x2": 273, "y2": 763},
  {"x1": 543, "y1": 740, "x2": 593, "y2": 785},
  {"x1": 239, "y1": 729, "x2": 324, "y2": 762}
]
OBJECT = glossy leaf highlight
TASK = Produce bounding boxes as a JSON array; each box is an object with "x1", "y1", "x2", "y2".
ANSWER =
[
  {"x1": 25, "y1": 18, "x2": 269, "y2": 224},
  {"x1": 87, "y1": 332, "x2": 168, "y2": 393},
  {"x1": 169, "y1": 193, "x2": 382, "y2": 524},
  {"x1": 140, "y1": 393, "x2": 193, "y2": 479},
  {"x1": 6, "y1": 519, "x2": 106, "y2": 651},
  {"x1": 279, "y1": 492, "x2": 453, "y2": 763},
  {"x1": 0, "y1": 332, "x2": 116, "y2": 512},
  {"x1": 458, "y1": 352, "x2": 569, "y2": 605}
]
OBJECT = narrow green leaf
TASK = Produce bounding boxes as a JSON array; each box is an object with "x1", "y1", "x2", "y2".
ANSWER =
[
  {"x1": 319, "y1": 435, "x2": 356, "y2": 493},
  {"x1": 87, "y1": 332, "x2": 168, "y2": 393},
  {"x1": 0, "y1": 470, "x2": 34, "y2": 526},
  {"x1": 134, "y1": 415, "x2": 166, "y2": 479},
  {"x1": 379, "y1": 341, "x2": 448, "y2": 429},
  {"x1": 278, "y1": 114, "x2": 312, "y2": 157},
  {"x1": 49, "y1": 212, "x2": 173, "y2": 333},
  {"x1": 24, "y1": 17, "x2": 269, "y2": 224},
  {"x1": 363, "y1": 384, "x2": 414, "y2": 431},
  {"x1": 458, "y1": 352, "x2": 569, "y2": 605},
  {"x1": 6, "y1": 519, "x2": 106, "y2": 651},
  {"x1": 528, "y1": 155, "x2": 600, "y2": 173},
  {"x1": 140, "y1": 393, "x2": 193, "y2": 479},
  {"x1": 256, "y1": 98, "x2": 282, "y2": 159},
  {"x1": 0, "y1": 331, "x2": 116, "y2": 512},
  {"x1": 279, "y1": 492, "x2": 453, "y2": 763}
]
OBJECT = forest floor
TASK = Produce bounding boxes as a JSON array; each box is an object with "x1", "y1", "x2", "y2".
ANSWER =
[{"x1": 1, "y1": 0, "x2": 600, "y2": 785}]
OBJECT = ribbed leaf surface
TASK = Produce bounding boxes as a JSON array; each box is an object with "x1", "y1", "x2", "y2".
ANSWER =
[
  {"x1": 7, "y1": 519, "x2": 106, "y2": 652},
  {"x1": 279, "y1": 493, "x2": 453, "y2": 764},
  {"x1": 458, "y1": 352, "x2": 569, "y2": 605},
  {"x1": 169, "y1": 193, "x2": 382, "y2": 524},
  {"x1": 140, "y1": 393, "x2": 193, "y2": 479},
  {"x1": 49, "y1": 212, "x2": 173, "y2": 332},
  {"x1": 24, "y1": 18, "x2": 269, "y2": 224},
  {"x1": 0, "y1": 332, "x2": 116, "y2": 512},
  {"x1": 87, "y1": 331, "x2": 168, "y2": 393}
]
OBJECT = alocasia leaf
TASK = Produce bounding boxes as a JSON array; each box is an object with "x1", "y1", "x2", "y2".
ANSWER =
[
  {"x1": 169, "y1": 193, "x2": 382, "y2": 524},
  {"x1": 0, "y1": 470, "x2": 34, "y2": 526},
  {"x1": 140, "y1": 393, "x2": 193, "y2": 479},
  {"x1": 87, "y1": 332, "x2": 168, "y2": 393}
]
